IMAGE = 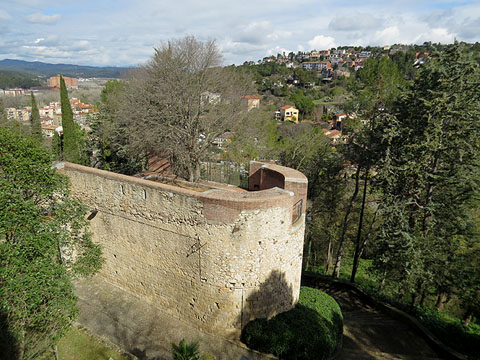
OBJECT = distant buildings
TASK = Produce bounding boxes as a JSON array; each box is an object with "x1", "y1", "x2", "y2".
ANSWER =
[
  {"x1": 242, "y1": 95, "x2": 260, "y2": 111},
  {"x1": 279, "y1": 105, "x2": 299, "y2": 123},
  {"x1": 2, "y1": 88, "x2": 30, "y2": 96},
  {"x1": 5, "y1": 107, "x2": 31, "y2": 121},
  {"x1": 48, "y1": 75, "x2": 78, "y2": 89},
  {"x1": 5, "y1": 98, "x2": 97, "y2": 128}
]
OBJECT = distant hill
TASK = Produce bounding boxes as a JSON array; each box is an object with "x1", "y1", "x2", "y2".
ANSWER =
[
  {"x1": 0, "y1": 59, "x2": 131, "y2": 79},
  {"x1": 0, "y1": 69, "x2": 42, "y2": 89}
]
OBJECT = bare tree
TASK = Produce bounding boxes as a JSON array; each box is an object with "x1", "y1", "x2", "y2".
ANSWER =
[{"x1": 123, "y1": 36, "x2": 254, "y2": 181}]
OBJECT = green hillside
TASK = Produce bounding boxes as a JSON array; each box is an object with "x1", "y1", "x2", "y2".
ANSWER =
[
  {"x1": 0, "y1": 59, "x2": 130, "y2": 79},
  {"x1": 0, "y1": 69, "x2": 43, "y2": 89}
]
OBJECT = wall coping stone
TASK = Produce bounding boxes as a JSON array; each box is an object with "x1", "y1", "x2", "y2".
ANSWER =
[{"x1": 59, "y1": 162, "x2": 295, "y2": 209}]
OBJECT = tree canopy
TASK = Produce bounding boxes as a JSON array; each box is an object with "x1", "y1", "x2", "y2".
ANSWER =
[
  {"x1": 122, "y1": 36, "x2": 254, "y2": 181},
  {"x1": 0, "y1": 128, "x2": 102, "y2": 359},
  {"x1": 373, "y1": 45, "x2": 480, "y2": 307}
]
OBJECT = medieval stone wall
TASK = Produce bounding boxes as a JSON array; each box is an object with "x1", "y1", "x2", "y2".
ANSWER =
[{"x1": 58, "y1": 161, "x2": 307, "y2": 339}]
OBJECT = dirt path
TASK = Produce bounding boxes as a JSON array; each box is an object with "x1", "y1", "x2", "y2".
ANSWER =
[{"x1": 304, "y1": 278, "x2": 443, "y2": 360}]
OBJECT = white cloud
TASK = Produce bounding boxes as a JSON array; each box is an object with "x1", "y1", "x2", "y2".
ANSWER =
[
  {"x1": 22, "y1": 45, "x2": 72, "y2": 58},
  {"x1": 25, "y1": 13, "x2": 61, "y2": 25},
  {"x1": 373, "y1": 26, "x2": 401, "y2": 45},
  {"x1": 414, "y1": 28, "x2": 455, "y2": 44},
  {"x1": 308, "y1": 35, "x2": 336, "y2": 50},
  {"x1": 266, "y1": 46, "x2": 292, "y2": 56},
  {"x1": 235, "y1": 21, "x2": 273, "y2": 44},
  {"x1": 70, "y1": 40, "x2": 91, "y2": 51},
  {"x1": 0, "y1": 9, "x2": 11, "y2": 21},
  {"x1": 2, "y1": 0, "x2": 480, "y2": 66},
  {"x1": 234, "y1": 21, "x2": 291, "y2": 46},
  {"x1": 329, "y1": 13, "x2": 383, "y2": 31}
]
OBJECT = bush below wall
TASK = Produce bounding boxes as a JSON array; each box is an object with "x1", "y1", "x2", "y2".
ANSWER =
[{"x1": 241, "y1": 287, "x2": 343, "y2": 360}]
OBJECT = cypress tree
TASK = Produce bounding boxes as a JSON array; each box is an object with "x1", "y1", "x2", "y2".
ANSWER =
[
  {"x1": 30, "y1": 92, "x2": 42, "y2": 143},
  {"x1": 59, "y1": 75, "x2": 86, "y2": 164}
]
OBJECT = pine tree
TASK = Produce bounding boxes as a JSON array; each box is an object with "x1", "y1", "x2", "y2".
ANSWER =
[
  {"x1": 373, "y1": 45, "x2": 480, "y2": 306},
  {"x1": 30, "y1": 93, "x2": 42, "y2": 143},
  {"x1": 59, "y1": 75, "x2": 88, "y2": 164}
]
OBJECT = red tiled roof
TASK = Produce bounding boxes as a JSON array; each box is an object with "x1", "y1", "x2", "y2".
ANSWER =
[
  {"x1": 322, "y1": 129, "x2": 342, "y2": 138},
  {"x1": 41, "y1": 124, "x2": 59, "y2": 131}
]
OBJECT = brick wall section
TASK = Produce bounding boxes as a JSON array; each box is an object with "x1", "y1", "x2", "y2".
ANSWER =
[
  {"x1": 48, "y1": 75, "x2": 78, "y2": 88},
  {"x1": 57, "y1": 161, "x2": 307, "y2": 339},
  {"x1": 249, "y1": 161, "x2": 308, "y2": 217}
]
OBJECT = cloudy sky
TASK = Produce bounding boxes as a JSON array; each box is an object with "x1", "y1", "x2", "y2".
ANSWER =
[{"x1": 1, "y1": 0, "x2": 480, "y2": 67}]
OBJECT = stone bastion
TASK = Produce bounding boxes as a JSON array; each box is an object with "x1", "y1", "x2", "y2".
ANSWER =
[{"x1": 58, "y1": 161, "x2": 307, "y2": 339}]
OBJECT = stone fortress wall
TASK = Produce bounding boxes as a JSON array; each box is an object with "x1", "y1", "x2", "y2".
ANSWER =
[{"x1": 58, "y1": 161, "x2": 307, "y2": 339}]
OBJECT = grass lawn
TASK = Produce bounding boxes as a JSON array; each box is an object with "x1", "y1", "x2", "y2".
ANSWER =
[
  {"x1": 309, "y1": 257, "x2": 380, "y2": 292},
  {"x1": 41, "y1": 327, "x2": 132, "y2": 360}
]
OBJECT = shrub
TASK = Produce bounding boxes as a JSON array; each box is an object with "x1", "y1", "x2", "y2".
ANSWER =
[
  {"x1": 241, "y1": 287, "x2": 343, "y2": 359},
  {"x1": 171, "y1": 339, "x2": 200, "y2": 360}
]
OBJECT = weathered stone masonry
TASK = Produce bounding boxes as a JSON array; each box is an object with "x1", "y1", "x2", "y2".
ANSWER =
[{"x1": 58, "y1": 161, "x2": 307, "y2": 339}]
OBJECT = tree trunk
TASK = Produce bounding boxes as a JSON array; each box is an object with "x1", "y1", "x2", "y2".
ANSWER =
[
  {"x1": 351, "y1": 166, "x2": 370, "y2": 283},
  {"x1": 410, "y1": 292, "x2": 419, "y2": 308},
  {"x1": 420, "y1": 289, "x2": 428, "y2": 307},
  {"x1": 325, "y1": 236, "x2": 333, "y2": 275},
  {"x1": 333, "y1": 165, "x2": 361, "y2": 278},
  {"x1": 411, "y1": 281, "x2": 424, "y2": 309},
  {"x1": 358, "y1": 203, "x2": 380, "y2": 260},
  {"x1": 463, "y1": 308, "x2": 473, "y2": 327},
  {"x1": 435, "y1": 293, "x2": 447, "y2": 311},
  {"x1": 379, "y1": 270, "x2": 387, "y2": 291},
  {"x1": 304, "y1": 234, "x2": 312, "y2": 271}
]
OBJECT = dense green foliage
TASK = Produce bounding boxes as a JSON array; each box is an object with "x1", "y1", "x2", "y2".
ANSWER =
[
  {"x1": 373, "y1": 45, "x2": 480, "y2": 309},
  {"x1": 416, "y1": 307, "x2": 480, "y2": 359},
  {"x1": 89, "y1": 80, "x2": 145, "y2": 175},
  {"x1": 0, "y1": 128, "x2": 102, "y2": 359},
  {"x1": 241, "y1": 287, "x2": 343, "y2": 359},
  {"x1": 0, "y1": 69, "x2": 42, "y2": 89}
]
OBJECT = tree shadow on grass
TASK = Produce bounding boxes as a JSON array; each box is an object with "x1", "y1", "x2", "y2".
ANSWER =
[
  {"x1": 0, "y1": 310, "x2": 19, "y2": 359},
  {"x1": 239, "y1": 272, "x2": 343, "y2": 359},
  {"x1": 242, "y1": 305, "x2": 342, "y2": 360}
]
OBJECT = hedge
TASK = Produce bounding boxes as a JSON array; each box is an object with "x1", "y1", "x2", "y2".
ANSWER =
[{"x1": 241, "y1": 286, "x2": 343, "y2": 359}]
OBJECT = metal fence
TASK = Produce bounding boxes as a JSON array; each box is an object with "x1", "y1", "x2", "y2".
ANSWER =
[{"x1": 200, "y1": 161, "x2": 249, "y2": 189}]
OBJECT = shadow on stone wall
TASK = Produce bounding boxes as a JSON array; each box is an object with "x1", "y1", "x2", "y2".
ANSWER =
[{"x1": 239, "y1": 270, "x2": 295, "y2": 330}]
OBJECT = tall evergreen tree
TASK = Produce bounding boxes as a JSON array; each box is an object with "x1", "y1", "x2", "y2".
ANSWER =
[
  {"x1": 59, "y1": 75, "x2": 87, "y2": 164},
  {"x1": 373, "y1": 45, "x2": 480, "y2": 306},
  {"x1": 29, "y1": 93, "x2": 42, "y2": 143}
]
